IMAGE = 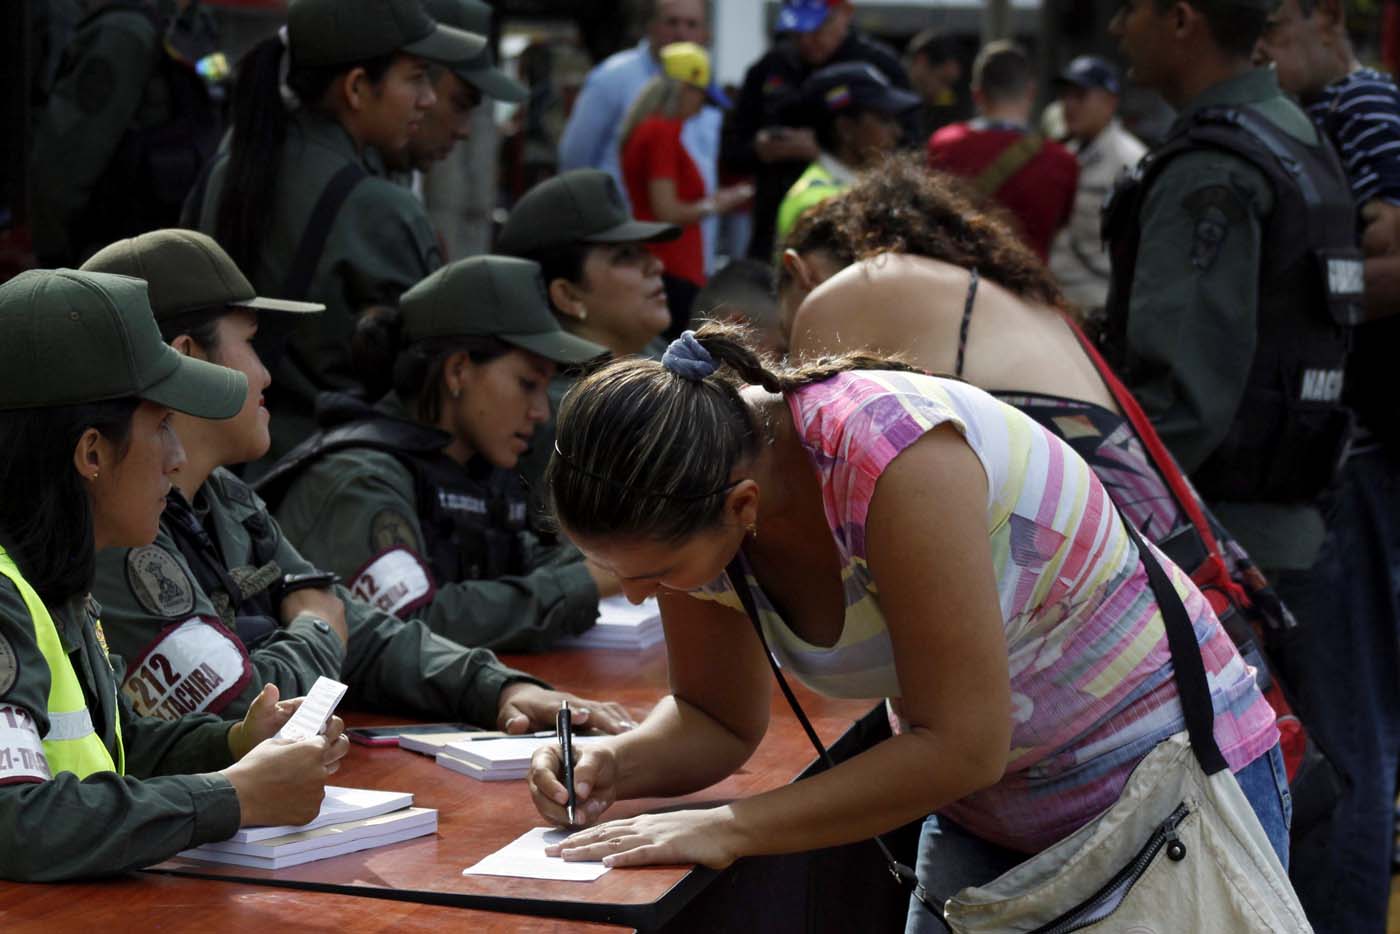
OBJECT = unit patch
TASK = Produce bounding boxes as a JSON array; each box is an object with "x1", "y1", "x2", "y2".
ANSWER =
[
  {"x1": 349, "y1": 548, "x2": 435, "y2": 619},
  {"x1": 126, "y1": 546, "x2": 196, "y2": 618},
  {"x1": 121, "y1": 617, "x2": 251, "y2": 720},
  {"x1": 370, "y1": 510, "x2": 421, "y2": 554},
  {"x1": 0, "y1": 634, "x2": 17, "y2": 698},
  {"x1": 0, "y1": 704, "x2": 51, "y2": 783}
]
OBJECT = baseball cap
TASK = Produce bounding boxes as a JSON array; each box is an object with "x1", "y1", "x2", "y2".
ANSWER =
[
  {"x1": 420, "y1": 0, "x2": 527, "y2": 103},
  {"x1": 0, "y1": 269, "x2": 246, "y2": 417},
  {"x1": 496, "y1": 170, "x2": 680, "y2": 257},
  {"x1": 802, "y1": 62, "x2": 921, "y2": 116},
  {"x1": 288, "y1": 0, "x2": 484, "y2": 70},
  {"x1": 659, "y1": 43, "x2": 731, "y2": 109},
  {"x1": 777, "y1": 0, "x2": 843, "y2": 34},
  {"x1": 81, "y1": 230, "x2": 324, "y2": 321},
  {"x1": 1054, "y1": 56, "x2": 1122, "y2": 95},
  {"x1": 400, "y1": 256, "x2": 608, "y2": 365}
]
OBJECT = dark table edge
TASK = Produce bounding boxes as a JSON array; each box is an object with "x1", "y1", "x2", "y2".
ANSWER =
[{"x1": 142, "y1": 704, "x2": 887, "y2": 930}]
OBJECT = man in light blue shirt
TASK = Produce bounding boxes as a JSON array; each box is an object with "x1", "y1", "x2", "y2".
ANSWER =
[{"x1": 558, "y1": 0, "x2": 725, "y2": 271}]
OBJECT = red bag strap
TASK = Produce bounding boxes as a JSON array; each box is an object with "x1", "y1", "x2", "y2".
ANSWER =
[{"x1": 1066, "y1": 319, "x2": 1238, "y2": 575}]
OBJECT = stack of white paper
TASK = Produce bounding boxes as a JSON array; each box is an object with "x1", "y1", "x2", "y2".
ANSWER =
[
  {"x1": 463, "y1": 826, "x2": 610, "y2": 882},
  {"x1": 437, "y1": 735, "x2": 608, "y2": 781},
  {"x1": 556, "y1": 595, "x2": 664, "y2": 651},
  {"x1": 178, "y1": 786, "x2": 435, "y2": 869},
  {"x1": 399, "y1": 729, "x2": 553, "y2": 757}
]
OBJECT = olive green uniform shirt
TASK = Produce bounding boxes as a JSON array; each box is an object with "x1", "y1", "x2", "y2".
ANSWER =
[
  {"x1": 0, "y1": 579, "x2": 240, "y2": 881},
  {"x1": 1121, "y1": 69, "x2": 1326, "y2": 570},
  {"x1": 29, "y1": 4, "x2": 159, "y2": 264},
  {"x1": 92, "y1": 468, "x2": 540, "y2": 725},
  {"x1": 187, "y1": 111, "x2": 444, "y2": 465},
  {"x1": 270, "y1": 397, "x2": 600, "y2": 653}
]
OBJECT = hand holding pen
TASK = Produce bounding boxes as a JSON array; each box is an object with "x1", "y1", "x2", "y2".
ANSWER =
[
  {"x1": 528, "y1": 719, "x2": 623, "y2": 830},
  {"x1": 557, "y1": 700, "x2": 577, "y2": 825}
]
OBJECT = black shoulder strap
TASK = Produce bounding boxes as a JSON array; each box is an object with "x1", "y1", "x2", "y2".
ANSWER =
[
  {"x1": 954, "y1": 268, "x2": 980, "y2": 379},
  {"x1": 282, "y1": 162, "x2": 368, "y2": 300},
  {"x1": 723, "y1": 556, "x2": 945, "y2": 926}
]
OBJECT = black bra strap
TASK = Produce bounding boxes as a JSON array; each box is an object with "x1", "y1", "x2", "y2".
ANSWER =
[{"x1": 954, "y1": 268, "x2": 980, "y2": 379}]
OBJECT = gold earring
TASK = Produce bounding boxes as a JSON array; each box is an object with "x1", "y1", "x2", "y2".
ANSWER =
[
  {"x1": 576, "y1": 305, "x2": 588, "y2": 322},
  {"x1": 89, "y1": 471, "x2": 99, "y2": 482},
  {"x1": 746, "y1": 522, "x2": 758, "y2": 540}
]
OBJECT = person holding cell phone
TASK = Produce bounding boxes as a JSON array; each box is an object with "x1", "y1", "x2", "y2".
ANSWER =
[
  {"x1": 0, "y1": 269, "x2": 349, "y2": 881},
  {"x1": 82, "y1": 230, "x2": 636, "y2": 736}
]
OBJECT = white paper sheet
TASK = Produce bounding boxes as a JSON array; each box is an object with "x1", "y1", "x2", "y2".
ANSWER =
[
  {"x1": 276, "y1": 676, "x2": 348, "y2": 740},
  {"x1": 462, "y1": 826, "x2": 611, "y2": 882}
]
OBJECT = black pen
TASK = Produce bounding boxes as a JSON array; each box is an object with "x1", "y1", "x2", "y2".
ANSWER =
[{"x1": 557, "y1": 700, "x2": 577, "y2": 825}]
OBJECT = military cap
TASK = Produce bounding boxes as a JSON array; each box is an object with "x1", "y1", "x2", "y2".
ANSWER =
[
  {"x1": 400, "y1": 256, "x2": 607, "y2": 364},
  {"x1": 1054, "y1": 56, "x2": 1122, "y2": 96},
  {"x1": 496, "y1": 170, "x2": 680, "y2": 257},
  {"x1": 289, "y1": 0, "x2": 484, "y2": 70},
  {"x1": 0, "y1": 269, "x2": 246, "y2": 416},
  {"x1": 81, "y1": 230, "x2": 324, "y2": 322},
  {"x1": 420, "y1": 0, "x2": 527, "y2": 102},
  {"x1": 801, "y1": 62, "x2": 921, "y2": 116}
]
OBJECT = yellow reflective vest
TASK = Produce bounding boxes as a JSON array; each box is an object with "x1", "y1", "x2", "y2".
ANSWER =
[{"x1": 0, "y1": 549, "x2": 123, "y2": 778}]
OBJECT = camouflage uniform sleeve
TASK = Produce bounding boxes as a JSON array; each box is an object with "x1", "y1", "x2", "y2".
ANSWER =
[
  {"x1": 29, "y1": 10, "x2": 159, "y2": 263},
  {"x1": 1121, "y1": 150, "x2": 1275, "y2": 472},
  {"x1": 339, "y1": 588, "x2": 547, "y2": 728},
  {"x1": 92, "y1": 524, "x2": 345, "y2": 723},
  {"x1": 0, "y1": 578, "x2": 240, "y2": 882},
  {"x1": 275, "y1": 445, "x2": 599, "y2": 652}
]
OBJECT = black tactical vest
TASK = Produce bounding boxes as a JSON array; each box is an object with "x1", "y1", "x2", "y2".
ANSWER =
[
  {"x1": 1101, "y1": 105, "x2": 1364, "y2": 503},
  {"x1": 161, "y1": 482, "x2": 283, "y2": 648},
  {"x1": 256, "y1": 395, "x2": 532, "y2": 587}
]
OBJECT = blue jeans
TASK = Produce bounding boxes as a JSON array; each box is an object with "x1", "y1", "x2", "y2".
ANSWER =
[
  {"x1": 903, "y1": 744, "x2": 1292, "y2": 934},
  {"x1": 1270, "y1": 449, "x2": 1400, "y2": 934}
]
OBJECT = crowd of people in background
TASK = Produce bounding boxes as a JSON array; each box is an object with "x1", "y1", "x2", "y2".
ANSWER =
[{"x1": 5, "y1": 0, "x2": 1400, "y2": 932}]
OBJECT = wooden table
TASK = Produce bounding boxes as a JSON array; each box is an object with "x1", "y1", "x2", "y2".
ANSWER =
[
  {"x1": 0, "y1": 874, "x2": 633, "y2": 933},
  {"x1": 114, "y1": 645, "x2": 890, "y2": 931}
]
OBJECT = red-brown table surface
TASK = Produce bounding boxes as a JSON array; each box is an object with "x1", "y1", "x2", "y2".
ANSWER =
[
  {"x1": 132, "y1": 646, "x2": 878, "y2": 929},
  {"x1": 0, "y1": 873, "x2": 634, "y2": 933}
]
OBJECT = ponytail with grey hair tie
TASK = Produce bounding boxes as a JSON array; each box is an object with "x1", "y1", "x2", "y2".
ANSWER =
[{"x1": 661, "y1": 330, "x2": 717, "y2": 381}]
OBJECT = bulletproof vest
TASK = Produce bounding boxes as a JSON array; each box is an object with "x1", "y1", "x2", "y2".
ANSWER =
[
  {"x1": 256, "y1": 395, "x2": 532, "y2": 587},
  {"x1": 161, "y1": 488, "x2": 282, "y2": 649},
  {"x1": 67, "y1": 0, "x2": 223, "y2": 257},
  {"x1": 1101, "y1": 105, "x2": 1364, "y2": 503}
]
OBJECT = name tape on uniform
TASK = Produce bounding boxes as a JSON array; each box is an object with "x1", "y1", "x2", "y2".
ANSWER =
[
  {"x1": 121, "y1": 617, "x2": 253, "y2": 720},
  {"x1": 0, "y1": 705, "x2": 51, "y2": 783},
  {"x1": 348, "y1": 548, "x2": 435, "y2": 619}
]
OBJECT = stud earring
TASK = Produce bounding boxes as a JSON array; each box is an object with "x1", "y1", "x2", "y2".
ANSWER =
[
  {"x1": 451, "y1": 386, "x2": 461, "y2": 400},
  {"x1": 89, "y1": 471, "x2": 99, "y2": 482},
  {"x1": 576, "y1": 305, "x2": 589, "y2": 321},
  {"x1": 746, "y1": 522, "x2": 758, "y2": 540}
]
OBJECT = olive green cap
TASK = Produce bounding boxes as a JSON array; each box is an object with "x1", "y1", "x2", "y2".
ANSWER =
[
  {"x1": 496, "y1": 170, "x2": 680, "y2": 257},
  {"x1": 420, "y1": 0, "x2": 527, "y2": 102},
  {"x1": 81, "y1": 230, "x2": 324, "y2": 321},
  {"x1": 0, "y1": 269, "x2": 247, "y2": 417},
  {"x1": 288, "y1": 0, "x2": 485, "y2": 69},
  {"x1": 400, "y1": 256, "x2": 607, "y2": 365}
]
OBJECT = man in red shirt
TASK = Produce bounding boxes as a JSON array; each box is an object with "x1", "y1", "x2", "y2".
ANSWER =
[{"x1": 927, "y1": 41, "x2": 1078, "y2": 262}]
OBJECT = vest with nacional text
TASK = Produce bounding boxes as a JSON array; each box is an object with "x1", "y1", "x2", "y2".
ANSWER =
[
  {"x1": 0, "y1": 550, "x2": 124, "y2": 778},
  {"x1": 1100, "y1": 105, "x2": 1364, "y2": 503}
]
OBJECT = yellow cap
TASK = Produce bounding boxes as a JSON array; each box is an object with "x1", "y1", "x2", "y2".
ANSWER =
[{"x1": 660, "y1": 42, "x2": 711, "y2": 90}]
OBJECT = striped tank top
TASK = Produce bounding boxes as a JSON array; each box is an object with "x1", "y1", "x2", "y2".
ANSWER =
[{"x1": 693, "y1": 371, "x2": 1277, "y2": 852}]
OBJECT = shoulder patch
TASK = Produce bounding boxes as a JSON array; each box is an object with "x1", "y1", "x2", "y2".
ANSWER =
[
  {"x1": 0, "y1": 634, "x2": 17, "y2": 698},
  {"x1": 349, "y1": 548, "x2": 436, "y2": 619},
  {"x1": 370, "y1": 510, "x2": 421, "y2": 554},
  {"x1": 126, "y1": 547, "x2": 196, "y2": 619}
]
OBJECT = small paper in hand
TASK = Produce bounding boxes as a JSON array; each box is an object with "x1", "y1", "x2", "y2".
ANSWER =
[{"x1": 275, "y1": 676, "x2": 348, "y2": 741}]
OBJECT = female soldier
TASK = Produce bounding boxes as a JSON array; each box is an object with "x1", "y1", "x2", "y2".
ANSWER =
[
  {"x1": 0, "y1": 269, "x2": 347, "y2": 881},
  {"x1": 495, "y1": 168, "x2": 679, "y2": 518},
  {"x1": 525, "y1": 323, "x2": 1291, "y2": 927},
  {"x1": 83, "y1": 231, "x2": 635, "y2": 729},
  {"x1": 185, "y1": 0, "x2": 482, "y2": 468},
  {"x1": 258, "y1": 255, "x2": 619, "y2": 653}
]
